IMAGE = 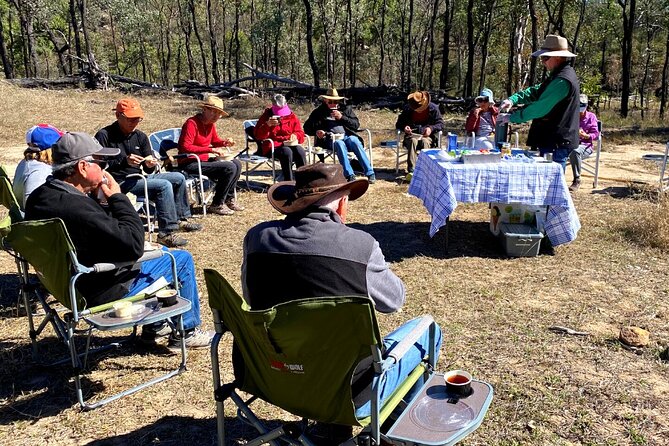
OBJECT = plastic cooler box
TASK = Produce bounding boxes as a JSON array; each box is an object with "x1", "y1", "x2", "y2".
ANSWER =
[
  {"x1": 490, "y1": 202, "x2": 548, "y2": 236},
  {"x1": 498, "y1": 223, "x2": 544, "y2": 257}
]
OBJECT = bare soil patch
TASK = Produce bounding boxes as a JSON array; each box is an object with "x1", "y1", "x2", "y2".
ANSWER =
[{"x1": 0, "y1": 82, "x2": 668, "y2": 446}]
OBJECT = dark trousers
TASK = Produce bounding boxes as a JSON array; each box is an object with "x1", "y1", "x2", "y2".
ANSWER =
[
  {"x1": 182, "y1": 159, "x2": 242, "y2": 206},
  {"x1": 274, "y1": 145, "x2": 307, "y2": 181}
]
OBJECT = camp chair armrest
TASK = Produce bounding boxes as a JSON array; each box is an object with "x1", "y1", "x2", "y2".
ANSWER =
[
  {"x1": 385, "y1": 315, "x2": 435, "y2": 364},
  {"x1": 91, "y1": 249, "x2": 165, "y2": 273}
]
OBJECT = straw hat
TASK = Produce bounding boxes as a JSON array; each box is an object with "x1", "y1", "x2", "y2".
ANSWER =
[
  {"x1": 318, "y1": 88, "x2": 346, "y2": 101},
  {"x1": 267, "y1": 164, "x2": 368, "y2": 214},
  {"x1": 531, "y1": 35, "x2": 577, "y2": 58},
  {"x1": 201, "y1": 95, "x2": 230, "y2": 117},
  {"x1": 407, "y1": 91, "x2": 431, "y2": 112}
]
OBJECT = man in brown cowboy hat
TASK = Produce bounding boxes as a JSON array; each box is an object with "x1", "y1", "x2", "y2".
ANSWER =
[
  {"x1": 500, "y1": 34, "x2": 580, "y2": 171},
  {"x1": 304, "y1": 88, "x2": 376, "y2": 183},
  {"x1": 395, "y1": 90, "x2": 444, "y2": 173},
  {"x1": 241, "y1": 163, "x2": 442, "y2": 438}
]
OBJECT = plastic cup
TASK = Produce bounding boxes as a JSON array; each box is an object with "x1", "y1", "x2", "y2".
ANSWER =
[
  {"x1": 113, "y1": 300, "x2": 133, "y2": 318},
  {"x1": 156, "y1": 289, "x2": 178, "y2": 307}
]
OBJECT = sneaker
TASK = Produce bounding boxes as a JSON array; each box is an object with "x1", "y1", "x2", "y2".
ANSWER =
[
  {"x1": 367, "y1": 174, "x2": 376, "y2": 184},
  {"x1": 139, "y1": 322, "x2": 174, "y2": 345},
  {"x1": 157, "y1": 232, "x2": 188, "y2": 248},
  {"x1": 168, "y1": 328, "x2": 214, "y2": 349},
  {"x1": 569, "y1": 178, "x2": 581, "y2": 192},
  {"x1": 178, "y1": 221, "x2": 203, "y2": 232},
  {"x1": 225, "y1": 200, "x2": 245, "y2": 211},
  {"x1": 208, "y1": 204, "x2": 235, "y2": 216}
]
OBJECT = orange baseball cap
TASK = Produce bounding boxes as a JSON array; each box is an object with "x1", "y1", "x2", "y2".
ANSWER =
[{"x1": 114, "y1": 98, "x2": 144, "y2": 119}]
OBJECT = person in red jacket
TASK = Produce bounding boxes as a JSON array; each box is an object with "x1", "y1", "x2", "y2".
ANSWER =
[
  {"x1": 178, "y1": 96, "x2": 243, "y2": 216},
  {"x1": 254, "y1": 94, "x2": 307, "y2": 181},
  {"x1": 465, "y1": 88, "x2": 498, "y2": 150}
]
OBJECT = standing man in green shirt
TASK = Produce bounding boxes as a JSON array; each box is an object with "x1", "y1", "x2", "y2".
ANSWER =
[{"x1": 500, "y1": 35, "x2": 580, "y2": 170}]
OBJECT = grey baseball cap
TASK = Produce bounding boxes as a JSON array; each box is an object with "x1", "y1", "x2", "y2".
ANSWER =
[{"x1": 51, "y1": 132, "x2": 120, "y2": 165}]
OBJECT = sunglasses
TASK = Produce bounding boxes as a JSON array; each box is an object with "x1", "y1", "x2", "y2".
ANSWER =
[{"x1": 87, "y1": 159, "x2": 108, "y2": 170}]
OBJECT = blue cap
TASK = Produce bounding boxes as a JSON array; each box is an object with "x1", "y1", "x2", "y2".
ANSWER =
[{"x1": 25, "y1": 124, "x2": 63, "y2": 151}]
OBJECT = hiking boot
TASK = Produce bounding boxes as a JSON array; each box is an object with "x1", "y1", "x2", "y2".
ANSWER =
[
  {"x1": 225, "y1": 200, "x2": 245, "y2": 211},
  {"x1": 139, "y1": 322, "x2": 173, "y2": 345},
  {"x1": 208, "y1": 204, "x2": 235, "y2": 216},
  {"x1": 346, "y1": 174, "x2": 358, "y2": 182},
  {"x1": 178, "y1": 221, "x2": 203, "y2": 232},
  {"x1": 157, "y1": 232, "x2": 188, "y2": 248},
  {"x1": 367, "y1": 174, "x2": 376, "y2": 184},
  {"x1": 168, "y1": 328, "x2": 214, "y2": 349},
  {"x1": 569, "y1": 178, "x2": 581, "y2": 192}
]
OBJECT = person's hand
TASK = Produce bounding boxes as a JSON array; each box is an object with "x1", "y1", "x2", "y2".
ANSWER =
[
  {"x1": 331, "y1": 109, "x2": 342, "y2": 120},
  {"x1": 143, "y1": 155, "x2": 158, "y2": 168},
  {"x1": 404, "y1": 126, "x2": 412, "y2": 135},
  {"x1": 500, "y1": 99, "x2": 513, "y2": 112},
  {"x1": 423, "y1": 127, "x2": 432, "y2": 137},
  {"x1": 267, "y1": 117, "x2": 279, "y2": 127},
  {"x1": 127, "y1": 154, "x2": 144, "y2": 167},
  {"x1": 99, "y1": 171, "x2": 121, "y2": 198},
  {"x1": 225, "y1": 138, "x2": 235, "y2": 147},
  {"x1": 316, "y1": 129, "x2": 326, "y2": 139},
  {"x1": 579, "y1": 129, "x2": 588, "y2": 139}
]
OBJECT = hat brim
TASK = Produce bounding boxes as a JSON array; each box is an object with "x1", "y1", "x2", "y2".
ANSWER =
[
  {"x1": 475, "y1": 96, "x2": 489, "y2": 102},
  {"x1": 267, "y1": 178, "x2": 369, "y2": 215},
  {"x1": 121, "y1": 109, "x2": 144, "y2": 119},
  {"x1": 579, "y1": 106, "x2": 587, "y2": 112},
  {"x1": 318, "y1": 95, "x2": 346, "y2": 101},
  {"x1": 531, "y1": 48, "x2": 577, "y2": 58},
  {"x1": 93, "y1": 146, "x2": 121, "y2": 158},
  {"x1": 408, "y1": 92, "x2": 431, "y2": 112},
  {"x1": 202, "y1": 104, "x2": 230, "y2": 117}
]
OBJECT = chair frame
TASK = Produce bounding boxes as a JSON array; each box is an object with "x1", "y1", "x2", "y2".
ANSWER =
[
  {"x1": 236, "y1": 119, "x2": 277, "y2": 189},
  {"x1": 8, "y1": 218, "x2": 190, "y2": 410},
  {"x1": 207, "y1": 270, "x2": 442, "y2": 446},
  {"x1": 660, "y1": 142, "x2": 669, "y2": 191},
  {"x1": 581, "y1": 120, "x2": 603, "y2": 188},
  {"x1": 125, "y1": 172, "x2": 156, "y2": 241},
  {"x1": 314, "y1": 129, "x2": 375, "y2": 173}
]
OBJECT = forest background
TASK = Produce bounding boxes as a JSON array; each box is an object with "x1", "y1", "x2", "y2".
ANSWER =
[{"x1": 0, "y1": 0, "x2": 663, "y2": 119}]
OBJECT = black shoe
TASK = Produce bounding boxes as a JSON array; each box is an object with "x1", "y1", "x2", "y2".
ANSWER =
[{"x1": 367, "y1": 174, "x2": 376, "y2": 184}]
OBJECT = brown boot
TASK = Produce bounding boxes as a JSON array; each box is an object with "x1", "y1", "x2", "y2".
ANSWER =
[
  {"x1": 569, "y1": 178, "x2": 581, "y2": 192},
  {"x1": 226, "y1": 199, "x2": 245, "y2": 211}
]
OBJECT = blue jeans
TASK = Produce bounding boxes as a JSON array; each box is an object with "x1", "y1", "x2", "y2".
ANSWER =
[
  {"x1": 121, "y1": 172, "x2": 191, "y2": 233},
  {"x1": 538, "y1": 146, "x2": 569, "y2": 172},
  {"x1": 354, "y1": 318, "x2": 443, "y2": 418},
  {"x1": 333, "y1": 136, "x2": 374, "y2": 178},
  {"x1": 125, "y1": 249, "x2": 201, "y2": 331}
]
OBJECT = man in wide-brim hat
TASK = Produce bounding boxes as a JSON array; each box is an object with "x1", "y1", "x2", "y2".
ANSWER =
[
  {"x1": 395, "y1": 90, "x2": 444, "y2": 173},
  {"x1": 241, "y1": 162, "x2": 442, "y2": 432},
  {"x1": 500, "y1": 34, "x2": 580, "y2": 171}
]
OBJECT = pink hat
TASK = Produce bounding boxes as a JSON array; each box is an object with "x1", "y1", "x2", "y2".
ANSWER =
[{"x1": 271, "y1": 94, "x2": 292, "y2": 116}]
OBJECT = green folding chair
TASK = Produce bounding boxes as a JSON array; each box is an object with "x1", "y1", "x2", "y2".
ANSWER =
[
  {"x1": 7, "y1": 217, "x2": 192, "y2": 410},
  {"x1": 206, "y1": 269, "x2": 493, "y2": 446}
]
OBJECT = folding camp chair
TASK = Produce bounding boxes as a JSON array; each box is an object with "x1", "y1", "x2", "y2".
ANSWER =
[
  {"x1": 659, "y1": 141, "x2": 669, "y2": 191},
  {"x1": 236, "y1": 119, "x2": 277, "y2": 187},
  {"x1": 312, "y1": 129, "x2": 375, "y2": 172},
  {"x1": 581, "y1": 120, "x2": 603, "y2": 188},
  {"x1": 206, "y1": 269, "x2": 493, "y2": 446},
  {"x1": 148, "y1": 128, "x2": 216, "y2": 216},
  {"x1": 390, "y1": 130, "x2": 443, "y2": 174},
  {"x1": 7, "y1": 218, "x2": 191, "y2": 410},
  {"x1": 125, "y1": 173, "x2": 157, "y2": 242}
]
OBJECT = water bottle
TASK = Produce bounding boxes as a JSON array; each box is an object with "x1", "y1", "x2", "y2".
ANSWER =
[
  {"x1": 495, "y1": 114, "x2": 509, "y2": 149},
  {"x1": 447, "y1": 133, "x2": 457, "y2": 151}
]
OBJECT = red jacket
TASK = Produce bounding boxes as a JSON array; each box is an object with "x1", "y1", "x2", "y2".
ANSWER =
[
  {"x1": 254, "y1": 108, "x2": 306, "y2": 156},
  {"x1": 177, "y1": 114, "x2": 233, "y2": 164},
  {"x1": 465, "y1": 105, "x2": 499, "y2": 135}
]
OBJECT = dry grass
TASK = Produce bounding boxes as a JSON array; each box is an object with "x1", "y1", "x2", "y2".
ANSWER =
[
  {"x1": 618, "y1": 191, "x2": 669, "y2": 251},
  {"x1": 0, "y1": 81, "x2": 668, "y2": 446}
]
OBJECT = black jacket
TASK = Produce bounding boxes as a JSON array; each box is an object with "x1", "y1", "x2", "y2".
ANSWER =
[
  {"x1": 304, "y1": 102, "x2": 364, "y2": 149},
  {"x1": 395, "y1": 102, "x2": 445, "y2": 146},
  {"x1": 95, "y1": 122, "x2": 155, "y2": 182},
  {"x1": 25, "y1": 179, "x2": 145, "y2": 305}
]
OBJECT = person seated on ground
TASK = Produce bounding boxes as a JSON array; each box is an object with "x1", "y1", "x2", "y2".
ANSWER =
[
  {"x1": 253, "y1": 94, "x2": 307, "y2": 181},
  {"x1": 25, "y1": 132, "x2": 212, "y2": 349},
  {"x1": 465, "y1": 88, "x2": 499, "y2": 150},
  {"x1": 95, "y1": 98, "x2": 202, "y2": 248},
  {"x1": 13, "y1": 124, "x2": 63, "y2": 209},
  {"x1": 242, "y1": 163, "x2": 442, "y2": 439},
  {"x1": 304, "y1": 88, "x2": 376, "y2": 183},
  {"x1": 177, "y1": 95, "x2": 244, "y2": 216},
  {"x1": 568, "y1": 94, "x2": 600, "y2": 192},
  {"x1": 396, "y1": 90, "x2": 444, "y2": 173}
]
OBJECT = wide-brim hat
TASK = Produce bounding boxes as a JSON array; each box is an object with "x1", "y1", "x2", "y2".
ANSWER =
[
  {"x1": 407, "y1": 91, "x2": 430, "y2": 112},
  {"x1": 268, "y1": 164, "x2": 368, "y2": 214},
  {"x1": 475, "y1": 88, "x2": 494, "y2": 104},
  {"x1": 531, "y1": 34, "x2": 577, "y2": 58},
  {"x1": 318, "y1": 88, "x2": 346, "y2": 101},
  {"x1": 201, "y1": 95, "x2": 230, "y2": 117}
]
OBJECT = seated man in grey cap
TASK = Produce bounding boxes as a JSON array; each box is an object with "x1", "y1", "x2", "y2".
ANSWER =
[
  {"x1": 241, "y1": 163, "x2": 442, "y2": 440},
  {"x1": 25, "y1": 132, "x2": 212, "y2": 348}
]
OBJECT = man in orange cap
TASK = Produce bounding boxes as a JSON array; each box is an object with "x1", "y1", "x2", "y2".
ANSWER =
[
  {"x1": 395, "y1": 91, "x2": 444, "y2": 173},
  {"x1": 95, "y1": 98, "x2": 202, "y2": 248}
]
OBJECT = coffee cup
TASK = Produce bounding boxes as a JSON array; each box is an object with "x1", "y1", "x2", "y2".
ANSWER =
[
  {"x1": 156, "y1": 288, "x2": 178, "y2": 307},
  {"x1": 113, "y1": 300, "x2": 133, "y2": 318},
  {"x1": 444, "y1": 370, "x2": 472, "y2": 396}
]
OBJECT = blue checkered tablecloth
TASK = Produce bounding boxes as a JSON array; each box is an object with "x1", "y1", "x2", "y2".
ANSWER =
[{"x1": 408, "y1": 149, "x2": 581, "y2": 246}]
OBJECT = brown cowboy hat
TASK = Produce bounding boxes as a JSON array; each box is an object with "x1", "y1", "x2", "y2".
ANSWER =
[
  {"x1": 318, "y1": 88, "x2": 346, "y2": 101},
  {"x1": 531, "y1": 34, "x2": 577, "y2": 58},
  {"x1": 407, "y1": 91, "x2": 431, "y2": 112},
  {"x1": 268, "y1": 164, "x2": 368, "y2": 214},
  {"x1": 201, "y1": 95, "x2": 230, "y2": 117}
]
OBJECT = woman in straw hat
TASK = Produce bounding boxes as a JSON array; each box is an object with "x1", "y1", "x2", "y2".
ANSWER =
[
  {"x1": 303, "y1": 88, "x2": 376, "y2": 183},
  {"x1": 500, "y1": 34, "x2": 580, "y2": 171},
  {"x1": 178, "y1": 95, "x2": 244, "y2": 216},
  {"x1": 395, "y1": 90, "x2": 444, "y2": 173}
]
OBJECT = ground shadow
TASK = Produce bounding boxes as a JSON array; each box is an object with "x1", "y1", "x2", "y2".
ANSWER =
[
  {"x1": 0, "y1": 272, "x2": 22, "y2": 317},
  {"x1": 83, "y1": 415, "x2": 279, "y2": 446},
  {"x1": 349, "y1": 220, "x2": 506, "y2": 261}
]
